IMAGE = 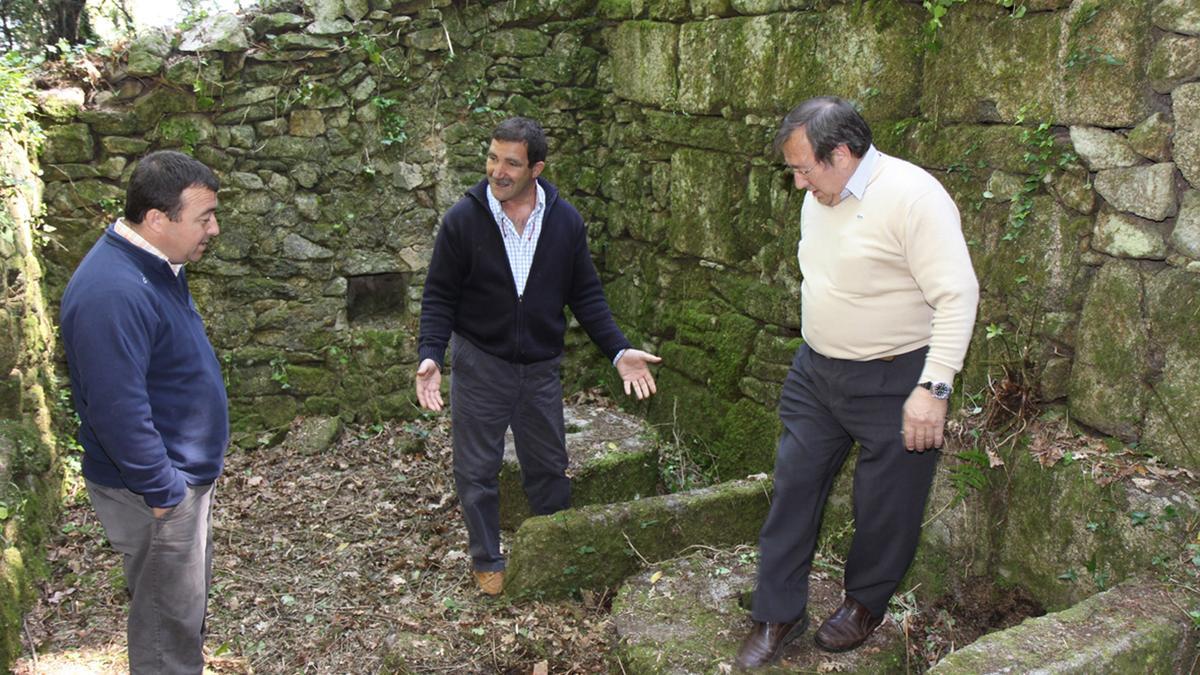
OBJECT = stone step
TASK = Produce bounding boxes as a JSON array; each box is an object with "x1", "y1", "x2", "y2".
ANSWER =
[
  {"x1": 504, "y1": 477, "x2": 773, "y2": 599},
  {"x1": 929, "y1": 579, "x2": 1197, "y2": 674},
  {"x1": 499, "y1": 404, "x2": 659, "y2": 530},
  {"x1": 611, "y1": 548, "x2": 907, "y2": 674}
]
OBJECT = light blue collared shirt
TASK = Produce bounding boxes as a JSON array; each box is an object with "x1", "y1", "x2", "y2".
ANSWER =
[{"x1": 840, "y1": 144, "x2": 881, "y2": 202}]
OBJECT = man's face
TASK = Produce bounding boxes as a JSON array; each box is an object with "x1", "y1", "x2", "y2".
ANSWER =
[
  {"x1": 486, "y1": 139, "x2": 543, "y2": 203},
  {"x1": 159, "y1": 186, "x2": 219, "y2": 263},
  {"x1": 781, "y1": 129, "x2": 855, "y2": 207}
]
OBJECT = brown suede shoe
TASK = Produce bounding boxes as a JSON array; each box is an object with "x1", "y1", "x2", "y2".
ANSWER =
[
  {"x1": 473, "y1": 570, "x2": 504, "y2": 596},
  {"x1": 814, "y1": 596, "x2": 883, "y2": 653},
  {"x1": 734, "y1": 614, "x2": 809, "y2": 668}
]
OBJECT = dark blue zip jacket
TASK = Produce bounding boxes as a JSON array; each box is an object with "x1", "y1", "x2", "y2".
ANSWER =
[
  {"x1": 60, "y1": 226, "x2": 229, "y2": 508},
  {"x1": 418, "y1": 178, "x2": 630, "y2": 367}
]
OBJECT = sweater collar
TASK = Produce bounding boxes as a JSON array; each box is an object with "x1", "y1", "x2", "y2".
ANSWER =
[{"x1": 103, "y1": 224, "x2": 184, "y2": 280}]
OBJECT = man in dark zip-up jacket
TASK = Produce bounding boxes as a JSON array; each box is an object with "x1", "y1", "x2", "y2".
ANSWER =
[
  {"x1": 416, "y1": 117, "x2": 661, "y2": 596},
  {"x1": 60, "y1": 151, "x2": 227, "y2": 674}
]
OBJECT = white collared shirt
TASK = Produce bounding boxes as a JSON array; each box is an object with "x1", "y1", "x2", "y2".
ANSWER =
[
  {"x1": 486, "y1": 182, "x2": 546, "y2": 297},
  {"x1": 115, "y1": 219, "x2": 183, "y2": 276},
  {"x1": 840, "y1": 145, "x2": 881, "y2": 202}
]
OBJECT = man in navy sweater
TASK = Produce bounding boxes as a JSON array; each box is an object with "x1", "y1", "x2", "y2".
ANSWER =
[
  {"x1": 416, "y1": 117, "x2": 661, "y2": 595},
  {"x1": 60, "y1": 151, "x2": 227, "y2": 674}
]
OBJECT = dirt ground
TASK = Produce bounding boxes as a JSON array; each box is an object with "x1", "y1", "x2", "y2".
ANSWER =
[{"x1": 14, "y1": 412, "x2": 617, "y2": 674}]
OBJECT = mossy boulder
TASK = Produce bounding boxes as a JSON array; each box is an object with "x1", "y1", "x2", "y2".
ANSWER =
[
  {"x1": 498, "y1": 404, "x2": 659, "y2": 529},
  {"x1": 1069, "y1": 263, "x2": 1150, "y2": 440},
  {"x1": 504, "y1": 476, "x2": 773, "y2": 599},
  {"x1": 929, "y1": 580, "x2": 1196, "y2": 673},
  {"x1": 676, "y1": 6, "x2": 922, "y2": 119},
  {"x1": 611, "y1": 549, "x2": 906, "y2": 674}
]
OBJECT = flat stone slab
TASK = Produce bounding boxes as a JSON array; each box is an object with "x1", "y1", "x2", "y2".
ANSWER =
[
  {"x1": 499, "y1": 404, "x2": 658, "y2": 529},
  {"x1": 504, "y1": 477, "x2": 772, "y2": 599},
  {"x1": 929, "y1": 579, "x2": 1197, "y2": 674},
  {"x1": 611, "y1": 548, "x2": 906, "y2": 673}
]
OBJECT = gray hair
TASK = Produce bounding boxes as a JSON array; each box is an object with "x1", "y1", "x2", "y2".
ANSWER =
[{"x1": 774, "y1": 96, "x2": 873, "y2": 164}]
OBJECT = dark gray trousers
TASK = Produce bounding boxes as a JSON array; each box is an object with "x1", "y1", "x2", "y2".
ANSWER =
[
  {"x1": 86, "y1": 478, "x2": 215, "y2": 675},
  {"x1": 450, "y1": 334, "x2": 569, "y2": 571},
  {"x1": 751, "y1": 344, "x2": 939, "y2": 623}
]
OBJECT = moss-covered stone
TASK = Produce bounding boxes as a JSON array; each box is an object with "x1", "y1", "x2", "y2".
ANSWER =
[
  {"x1": 1153, "y1": 0, "x2": 1200, "y2": 35},
  {"x1": 41, "y1": 124, "x2": 94, "y2": 164},
  {"x1": 1093, "y1": 163, "x2": 1179, "y2": 222},
  {"x1": 611, "y1": 549, "x2": 907, "y2": 674},
  {"x1": 667, "y1": 148, "x2": 750, "y2": 263},
  {"x1": 609, "y1": 21, "x2": 679, "y2": 108},
  {"x1": 997, "y1": 436, "x2": 1196, "y2": 610},
  {"x1": 642, "y1": 110, "x2": 770, "y2": 156},
  {"x1": 1148, "y1": 34, "x2": 1200, "y2": 94},
  {"x1": 504, "y1": 477, "x2": 773, "y2": 598},
  {"x1": 1092, "y1": 207, "x2": 1169, "y2": 260},
  {"x1": 925, "y1": 1, "x2": 1150, "y2": 126},
  {"x1": 929, "y1": 580, "x2": 1194, "y2": 673},
  {"x1": 1069, "y1": 263, "x2": 1149, "y2": 440},
  {"x1": 1127, "y1": 112, "x2": 1173, "y2": 163},
  {"x1": 1173, "y1": 82, "x2": 1200, "y2": 188},
  {"x1": 677, "y1": 6, "x2": 922, "y2": 119},
  {"x1": 498, "y1": 405, "x2": 659, "y2": 529},
  {"x1": 1143, "y1": 269, "x2": 1200, "y2": 471}
]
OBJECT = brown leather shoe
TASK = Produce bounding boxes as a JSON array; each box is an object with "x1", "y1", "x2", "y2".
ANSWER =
[
  {"x1": 734, "y1": 614, "x2": 809, "y2": 668},
  {"x1": 473, "y1": 570, "x2": 504, "y2": 596},
  {"x1": 814, "y1": 596, "x2": 883, "y2": 652}
]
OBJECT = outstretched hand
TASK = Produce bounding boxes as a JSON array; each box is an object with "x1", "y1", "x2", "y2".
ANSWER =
[
  {"x1": 415, "y1": 358, "x2": 444, "y2": 411},
  {"x1": 616, "y1": 349, "x2": 662, "y2": 400}
]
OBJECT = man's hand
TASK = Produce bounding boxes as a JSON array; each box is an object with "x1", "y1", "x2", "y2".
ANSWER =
[
  {"x1": 151, "y1": 506, "x2": 171, "y2": 519},
  {"x1": 616, "y1": 349, "x2": 662, "y2": 400},
  {"x1": 902, "y1": 385, "x2": 948, "y2": 452},
  {"x1": 415, "y1": 358, "x2": 444, "y2": 411}
]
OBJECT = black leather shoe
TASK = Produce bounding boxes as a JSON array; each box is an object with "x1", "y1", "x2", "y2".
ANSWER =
[
  {"x1": 734, "y1": 613, "x2": 809, "y2": 668},
  {"x1": 814, "y1": 596, "x2": 883, "y2": 653}
]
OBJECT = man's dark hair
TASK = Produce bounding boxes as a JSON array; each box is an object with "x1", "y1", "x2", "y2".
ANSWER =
[
  {"x1": 124, "y1": 150, "x2": 219, "y2": 223},
  {"x1": 774, "y1": 96, "x2": 873, "y2": 164},
  {"x1": 492, "y1": 117, "x2": 548, "y2": 166}
]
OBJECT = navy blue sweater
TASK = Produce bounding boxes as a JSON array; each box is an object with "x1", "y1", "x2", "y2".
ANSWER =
[
  {"x1": 60, "y1": 226, "x2": 229, "y2": 508},
  {"x1": 419, "y1": 178, "x2": 630, "y2": 367}
]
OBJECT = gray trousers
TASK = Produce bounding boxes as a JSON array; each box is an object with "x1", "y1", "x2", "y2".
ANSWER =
[
  {"x1": 751, "y1": 344, "x2": 940, "y2": 623},
  {"x1": 86, "y1": 478, "x2": 215, "y2": 675},
  {"x1": 450, "y1": 334, "x2": 569, "y2": 571}
]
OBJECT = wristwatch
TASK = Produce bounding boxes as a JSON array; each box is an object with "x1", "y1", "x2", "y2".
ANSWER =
[{"x1": 919, "y1": 381, "x2": 953, "y2": 400}]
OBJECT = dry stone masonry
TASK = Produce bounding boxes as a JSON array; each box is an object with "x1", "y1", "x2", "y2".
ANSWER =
[{"x1": 5, "y1": 0, "x2": 1200, "y2": 668}]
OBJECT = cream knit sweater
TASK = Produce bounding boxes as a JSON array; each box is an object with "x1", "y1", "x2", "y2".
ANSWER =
[{"x1": 797, "y1": 152, "x2": 980, "y2": 384}]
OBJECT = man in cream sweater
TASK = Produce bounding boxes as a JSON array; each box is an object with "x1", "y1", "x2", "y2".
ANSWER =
[{"x1": 736, "y1": 97, "x2": 979, "y2": 668}]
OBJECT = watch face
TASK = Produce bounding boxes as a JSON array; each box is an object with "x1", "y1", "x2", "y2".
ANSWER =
[{"x1": 932, "y1": 382, "x2": 952, "y2": 400}]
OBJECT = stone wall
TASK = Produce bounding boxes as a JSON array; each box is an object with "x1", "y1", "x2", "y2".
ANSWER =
[
  {"x1": 30, "y1": 0, "x2": 1200, "y2": 477},
  {"x1": 0, "y1": 88, "x2": 63, "y2": 665}
]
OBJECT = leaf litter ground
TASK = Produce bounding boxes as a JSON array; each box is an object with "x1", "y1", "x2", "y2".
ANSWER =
[{"x1": 15, "y1": 413, "x2": 615, "y2": 673}]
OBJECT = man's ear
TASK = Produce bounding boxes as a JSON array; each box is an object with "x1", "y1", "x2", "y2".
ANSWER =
[
  {"x1": 141, "y1": 208, "x2": 169, "y2": 235},
  {"x1": 531, "y1": 161, "x2": 545, "y2": 179}
]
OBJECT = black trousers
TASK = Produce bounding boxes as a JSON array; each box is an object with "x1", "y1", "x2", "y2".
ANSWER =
[
  {"x1": 751, "y1": 343, "x2": 940, "y2": 622},
  {"x1": 449, "y1": 334, "x2": 570, "y2": 572}
]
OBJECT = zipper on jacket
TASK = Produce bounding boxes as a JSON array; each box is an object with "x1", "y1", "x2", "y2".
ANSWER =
[{"x1": 515, "y1": 294, "x2": 524, "y2": 362}]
